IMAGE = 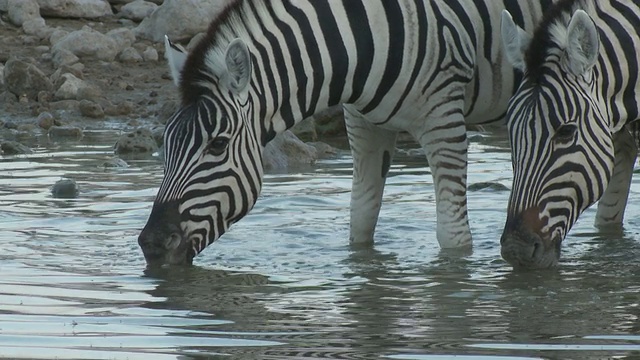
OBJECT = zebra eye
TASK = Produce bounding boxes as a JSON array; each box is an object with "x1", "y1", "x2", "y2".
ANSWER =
[
  {"x1": 553, "y1": 124, "x2": 578, "y2": 142},
  {"x1": 206, "y1": 137, "x2": 229, "y2": 156}
]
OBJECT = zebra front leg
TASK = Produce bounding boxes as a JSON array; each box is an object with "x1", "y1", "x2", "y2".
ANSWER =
[
  {"x1": 344, "y1": 105, "x2": 398, "y2": 246},
  {"x1": 415, "y1": 112, "x2": 472, "y2": 248},
  {"x1": 595, "y1": 126, "x2": 638, "y2": 227}
]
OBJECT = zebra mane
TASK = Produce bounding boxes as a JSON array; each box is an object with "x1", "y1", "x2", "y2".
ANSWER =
[
  {"x1": 179, "y1": 0, "x2": 260, "y2": 104},
  {"x1": 524, "y1": 0, "x2": 593, "y2": 83}
]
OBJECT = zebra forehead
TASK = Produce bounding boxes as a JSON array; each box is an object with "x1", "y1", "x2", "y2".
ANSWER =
[{"x1": 524, "y1": 0, "x2": 593, "y2": 83}]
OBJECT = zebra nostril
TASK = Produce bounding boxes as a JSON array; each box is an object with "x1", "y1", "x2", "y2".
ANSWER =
[
  {"x1": 531, "y1": 238, "x2": 543, "y2": 259},
  {"x1": 164, "y1": 232, "x2": 183, "y2": 250}
]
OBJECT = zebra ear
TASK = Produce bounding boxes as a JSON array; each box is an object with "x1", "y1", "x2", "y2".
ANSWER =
[
  {"x1": 225, "y1": 39, "x2": 252, "y2": 93},
  {"x1": 164, "y1": 35, "x2": 188, "y2": 87},
  {"x1": 501, "y1": 10, "x2": 532, "y2": 71},
  {"x1": 565, "y1": 10, "x2": 599, "y2": 76}
]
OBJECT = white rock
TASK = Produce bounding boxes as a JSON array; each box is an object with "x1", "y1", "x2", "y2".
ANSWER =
[
  {"x1": 120, "y1": 0, "x2": 158, "y2": 22},
  {"x1": 142, "y1": 46, "x2": 158, "y2": 61},
  {"x1": 49, "y1": 29, "x2": 69, "y2": 45},
  {"x1": 7, "y1": 0, "x2": 40, "y2": 27},
  {"x1": 118, "y1": 47, "x2": 142, "y2": 62},
  {"x1": 107, "y1": 28, "x2": 136, "y2": 52},
  {"x1": 52, "y1": 26, "x2": 119, "y2": 61},
  {"x1": 54, "y1": 73, "x2": 86, "y2": 100},
  {"x1": 134, "y1": 0, "x2": 230, "y2": 42},
  {"x1": 52, "y1": 48, "x2": 80, "y2": 68},
  {"x1": 37, "y1": 0, "x2": 113, "y2": 19},
  {"x1": 263, "y1": 131, "x2": 318, "y2": 171},
  {"x1": 22, "y1": 17, "x2": 52, "y2": 40}
]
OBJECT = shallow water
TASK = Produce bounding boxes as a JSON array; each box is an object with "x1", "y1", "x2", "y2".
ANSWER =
[{"x1": 0, "y1": 128, "x2": 639, "y2": 360}]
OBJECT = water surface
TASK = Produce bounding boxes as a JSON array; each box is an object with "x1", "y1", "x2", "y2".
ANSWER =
[{"x1": 0, "y1": 128, "x2": 638, "y2": 359}]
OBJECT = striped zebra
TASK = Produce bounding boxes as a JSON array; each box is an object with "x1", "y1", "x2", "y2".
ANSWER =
[
  {"x1": 500, "y1": 0, "x2": 640, "y2": 269},
  {"x1": 138, "y1": 0, "x2": 553, "y2": 266}
]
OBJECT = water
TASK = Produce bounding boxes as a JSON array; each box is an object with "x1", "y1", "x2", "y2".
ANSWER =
[{"x1": 0, "y1": 128, "x2": 639, "y2": 359}]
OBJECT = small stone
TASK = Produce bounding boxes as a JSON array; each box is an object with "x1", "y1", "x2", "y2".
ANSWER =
[
  {"x1": 102, "y1": 157, "x2": 128, "y2": 168},
  {"x1": 468, "y1": 182, "x2": 510, "y2": 192},
  {"x1": 51, "y1": 178, "x2": 78, "y2": 199},
  {"x1": 141, "y1": 46, "x2": 158, "y2": 62},
  {"x1": 0, "y1": 140, "x2": 32, "y2": 155},
  {"x1": 114, "y1": 127, "x2": 158, "y2": 155},
  {"x1": 78, "y1": 99, "x2": 104, "y2": 118},
  {"x1": 118, "y1": 47, "x2": 142, "y2": 63},
  {"x1": 120, "y1": 0, "x2": 158, "y2": 22},
  {"x1": 37, "y1": 111, "x2": 55, "y2": 129},
  {"x1": 49, "y1": 126, "x2": 83, "y2": 138},
  {"x1": 52, "y1": 48, "x2": 80, "y2": 68}
]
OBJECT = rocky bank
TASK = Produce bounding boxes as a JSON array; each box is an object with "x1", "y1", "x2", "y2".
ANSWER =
[{"x1": 0, "y1": 0, "x2": 344, "y2": 170}]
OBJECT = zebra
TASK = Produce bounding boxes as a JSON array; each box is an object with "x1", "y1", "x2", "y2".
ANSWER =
[
  {"x1": 138, "y1": 0, "x2": 553, "y2": 266},
  {"x1": 500, "y1": 0, "x2": 640, "y2": 269}
]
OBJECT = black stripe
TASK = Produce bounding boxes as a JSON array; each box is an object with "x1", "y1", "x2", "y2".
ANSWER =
[
  {"x1": 309, "y1": 1, "x2": 348, "y2": 106},
  {"x1": 362, "y1": 0, "x2": 405, "y2": 114},
  {"x1": 344, "y1": 0, "x2": 373, "y2": 104}
]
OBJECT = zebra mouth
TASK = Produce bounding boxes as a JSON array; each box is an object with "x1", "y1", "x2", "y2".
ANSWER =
[
  {"x1": 139, "y1": 231, "x2": 195, "y2": 267},
  {"x1": 501, "y1": 230, "x2": 561, "y2": 270}
]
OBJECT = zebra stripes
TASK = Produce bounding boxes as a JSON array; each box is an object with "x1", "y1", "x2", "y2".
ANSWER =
[
  {"x1": 138, "y1": 0, "x2": 553, "y2": 265},
  {"x1": 500, "y1": 0, "x2": 640, "y2": 269}
]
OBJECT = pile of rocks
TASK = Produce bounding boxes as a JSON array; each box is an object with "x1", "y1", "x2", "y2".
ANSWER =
[{"x1": 0, "y1": 0, "x2": 341, "y2": 169}]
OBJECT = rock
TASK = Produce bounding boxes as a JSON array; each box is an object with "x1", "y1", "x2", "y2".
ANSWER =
[
  {"x1": 0, "y1": 64, "x2": 4, "y2": 87},
  {"x1": 114, "y1": 128, "x2": 158, "y2": 155},
  {"x1": 7, "y1": 0, "x2": 40, "y2": 27},
  {"x1": 51, "y1": 178, "x2": 78, "y2": 198},
  {"x1": 53, "y1": 73, "x2": 85, "y2": 100},
  {"x1": 0, "y1": 0, "x2": 7, "y2": 12},
  {"x1": 22, "y1": 17, "x2": 51, "y2": 39},
  {"x1": 309, "y1": 141, "x2": 338, "y2": 158},
  {"x1": 118, "y1": 46, "x2": 142, "y2": 62},
  {"x1": 49, "y1": 126, "x2": 83, "y2": 138},
  {"x1": 263, "y1": 130, "x2": 317, "y2": 171},
  {"x1": 3, "y1": 57, "x2": 53, "y2": 100},
  {"x1": 141, "y1": 46, "x2": 158, "y2": 61},
  {"x1": 0, "y1": 140, "x2": 32, "y2": 155},
  {"x1": 468, "y1": 182, "x2": 510, "y2": 192},
  {"x1": 120, "y1": 0, "x2": 158, "y2": 21},
  {"x1": 37, "y1": 111, "x2": 55, "y2": 129},
  {"x1": 78, "y1": 99, "x2": 104, "y2": 118},
  {"x1": 102, "y1": 157, "x2": 128, "y2": 168},
  {"x1": 52, "y1": 48, "x2": 80, "y2": 68},
  {"x1": 290, "y1": 117, "x2": 317, "y2": 142},
  {"x1": 134, "y1": 0, "x2": 229, "y2": 42},
  {"x1": 104, "y1": 100, "x2": 133, "y2": 116},
  {"x1": 37, "y1": 0, "x2": 113, "y2": 19},
  {"x1": 52, "y1": 26, "x2": 119, "y2": 61},
  {"x1": 49, "y1": 28, "x2": 69, "y2": 45},
  {"x1": 76, "y1": 84, "x2": 102, "y2": 101},
  {"x1": 106, "y1": 27, "x2": 136, "y2": 52},
  {"x1": 314, "y1": 106, "x2": 345, "y2": 138}
]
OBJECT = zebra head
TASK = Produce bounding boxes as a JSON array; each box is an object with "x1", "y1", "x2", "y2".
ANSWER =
[
  {"x1": 500, "y1": 6, "x2": 610, "y2": 269},
  {"x1": 139, "y1": 35, "x2": 262, "y2": 266}
]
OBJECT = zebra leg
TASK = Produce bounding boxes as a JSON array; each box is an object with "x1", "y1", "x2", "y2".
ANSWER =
[
  {"x1": 344, "y1": 105, "x2": 398, "y2": 246},
  {"x1": 415, "y1": 112, "x2": 472, "y2": 248},
  {"x1": 595, "y1": 126, "x2": 638, "y2": 227}
]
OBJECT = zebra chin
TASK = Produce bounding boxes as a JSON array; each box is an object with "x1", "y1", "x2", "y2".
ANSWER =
[{"x1": 138, "y1": 201, "x2": 197, "y2": 267}]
